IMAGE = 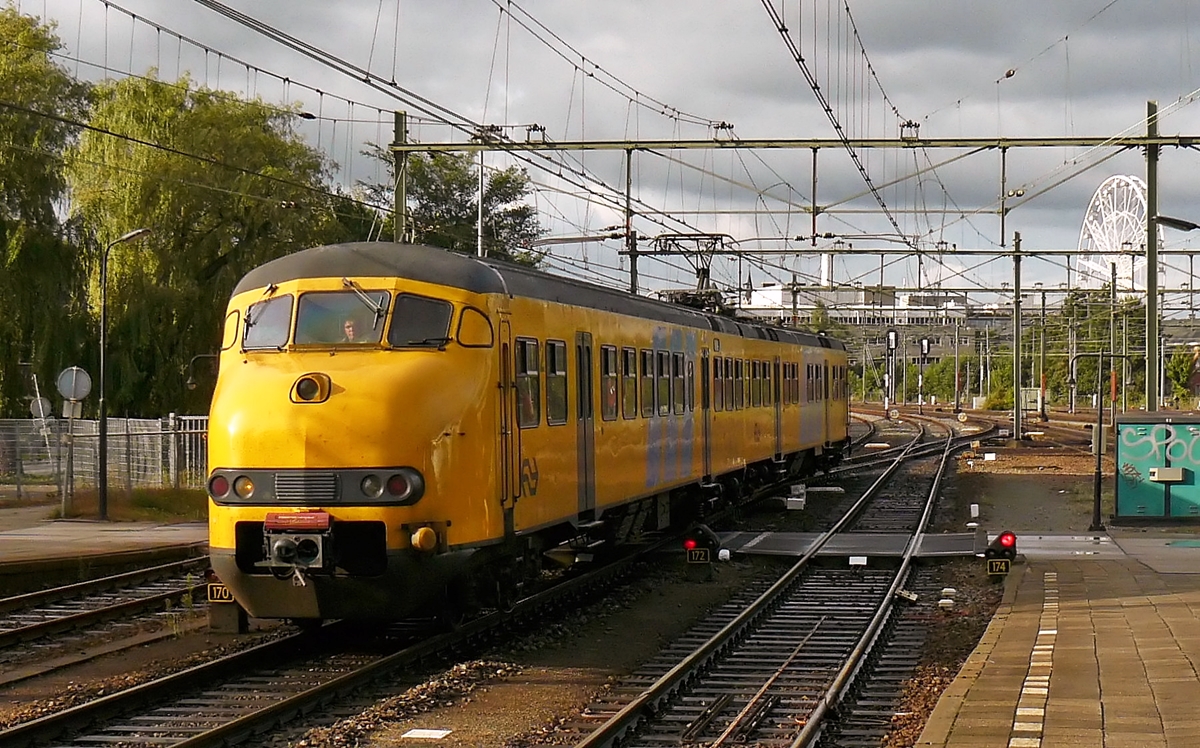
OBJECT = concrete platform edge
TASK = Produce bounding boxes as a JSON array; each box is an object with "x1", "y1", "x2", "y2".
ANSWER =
[{"x1": 915, "y1": 561, "x2": 1026, "y2": 747}]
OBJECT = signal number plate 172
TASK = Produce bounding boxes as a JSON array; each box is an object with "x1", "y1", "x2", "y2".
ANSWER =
[{"x1": 687, "y1": 548, "x2": 711, "y2": 564}]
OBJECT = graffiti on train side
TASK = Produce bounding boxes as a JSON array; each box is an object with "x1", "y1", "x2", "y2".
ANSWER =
[{"x1": 1120, "y1": 424, "x2": 1200, "y2": 464}]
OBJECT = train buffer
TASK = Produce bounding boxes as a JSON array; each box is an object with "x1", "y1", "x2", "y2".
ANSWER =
[{"x1": 717, "y1": 528, "x2": 984, "y2": 559}]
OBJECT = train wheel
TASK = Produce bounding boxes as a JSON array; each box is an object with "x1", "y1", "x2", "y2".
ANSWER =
[
  {"x1": 291, "y1": 618, "x2": 324, "y2": 633},
  {"x1": 438, "y1": 581, "x2": 478, "y2": 631}
]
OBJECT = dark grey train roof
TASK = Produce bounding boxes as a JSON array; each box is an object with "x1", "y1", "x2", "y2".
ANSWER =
[{"x1": 232, "y1": 242, "x2": 846, "y2": 351}]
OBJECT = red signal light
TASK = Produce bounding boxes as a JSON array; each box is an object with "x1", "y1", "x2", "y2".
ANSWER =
[
  {"x1": 208, "y1": 475, "x2": 230, "y2": 498},
  {"x1": 999, "y1": 531, "x2": 1016, "y2": 548},
  {"x1": 683, "y1": 538, "x2": 698, "y2": 551}
]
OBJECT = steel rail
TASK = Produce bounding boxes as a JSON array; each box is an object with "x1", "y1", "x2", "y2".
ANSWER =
[
  {"x1": 0, "y1": 536, "x2": 672, "y2": 748},
  {"x1": 0, "y1": 556, "x2": 209, "y2": 615},
  {"x1": 790, "y1": 425, "x2": 957, "y2": 746},
  {"x1": 573, "y1": 422, "x2": 929, "y2": 748}
]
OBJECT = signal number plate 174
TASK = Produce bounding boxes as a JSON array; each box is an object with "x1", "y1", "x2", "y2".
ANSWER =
[{"x1": 987, "y1": 559, "x2": 1011, "y2": 576}]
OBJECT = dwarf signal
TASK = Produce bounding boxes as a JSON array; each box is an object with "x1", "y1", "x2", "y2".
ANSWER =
[
  {"x1": 683, "y1": 524, "x2": 721, "y2": 564},
  {"x1": 985, "y1": 530, "x2": 1017, "y2": 575}
]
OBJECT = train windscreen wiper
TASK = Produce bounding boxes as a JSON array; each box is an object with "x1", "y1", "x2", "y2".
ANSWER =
[{"x1": 341, "y1": 278, "x2": 387, "y2": 328}]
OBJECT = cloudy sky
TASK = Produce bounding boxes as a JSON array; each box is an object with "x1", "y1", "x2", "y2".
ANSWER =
[{"x1": 17, "y1": 0, "x2": 1200, "y2": 304}]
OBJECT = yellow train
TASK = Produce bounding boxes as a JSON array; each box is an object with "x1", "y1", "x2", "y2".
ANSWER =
[{"x1": 207, "y1": 242, "x2": 849, "y2": 622}]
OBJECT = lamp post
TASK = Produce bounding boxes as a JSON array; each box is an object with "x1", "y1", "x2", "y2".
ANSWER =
[
  {"x1": 1070, "y1": 351, "x2": 1128, "y2": 533},
  {"x1": 99, "y1": 228, "x2": 152, "y2": 520}
]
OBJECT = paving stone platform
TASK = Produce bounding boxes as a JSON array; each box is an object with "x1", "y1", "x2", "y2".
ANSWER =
[{"x1": 918, "y1": 531, "x2": 1200, "y2": 748}]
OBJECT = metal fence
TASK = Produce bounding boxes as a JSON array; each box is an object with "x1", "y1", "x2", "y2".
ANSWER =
[{"x1": 0, "y1": 414, "x2": 208, "y2": 501}]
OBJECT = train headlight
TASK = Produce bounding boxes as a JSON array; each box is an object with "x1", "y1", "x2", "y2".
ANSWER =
[
  {"x1": 295, "y1": 377, "x2": 320, "y2": 401},
  {"x1": 233, "y1": 475, "x2": 255, "y2": 499},
  {"x1": 360, "y1": 474, "x2": 384, "y2": 498},
  {"x1": 295, "y1": 537, "x2": 321, "y2": 565},
  {"x1": 410, "y1": 526, "x2": 437, "y2": 552},
  {"x1": 385, "y1": 468, "x2": 425, "y2": 505},
  {"x1": 290, "y1": 372, "x2": 331, "y2": 404},
  {"x1": 208, "y1": 475, "x2": 230, "y2": 499},
  {"x1": 271, "y1": 537, "x2": 297, "y2": 563}
]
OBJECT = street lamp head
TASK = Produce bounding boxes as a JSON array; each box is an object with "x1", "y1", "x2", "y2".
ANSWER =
[
  {"x1": 114, "y1": 228, "x2": 152, "y2": 244},
  {"x1": 1158, "y1": 215, "x2": 1200, "y2": 233}
]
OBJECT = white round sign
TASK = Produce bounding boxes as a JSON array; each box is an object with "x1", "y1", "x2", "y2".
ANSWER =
[
  {"x1": 957, "y1": 412, "x2": 968, "y2": 423},
  {"x1": 29, "y1": 397, "x2": 51, "y2": 418},
  {"x1": 56, "y1": 366, "x2": 92, "y2": 401},
  {"x1": 888, "y1": 408, "x2": 900, "y2": 420}
]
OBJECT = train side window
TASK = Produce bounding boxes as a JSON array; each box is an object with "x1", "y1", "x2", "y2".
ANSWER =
[
  {"x1": 687, "y1": 360, "x2": 695, "y2": 411},
  {"x1": 546, "y1": 340, "x2": 568, "y2": 425},
  {"x1": 516, "y1": 338, "x2": 540, "y2": 428},
  {"x1": 765, "y1": 363, "x2": 773, "y2": 406},
  {"x1": 640, "y1": 349, "x2": 655, "y2": 417},
  {"x1": 713, "y1": 358, "x2": 724, "y2": 411},
  {"x1": 600, "y1": 345, "x2": 618, "y2": 421},
  {"x1": 791, "y1": 363, "x2": 799, "y2": 403},
  {"x1": 751, "y1": 361, "x2": 761, "y2": 407},
  {"x1": 656, "y1": 351, "x2": 671, "y2": 416},
  {"x1": 724, "y1": 357, "x2": 734, "y2": 409},
  {"x1": 729, "y1": 362, "x2": 739, "y2": 413},
  {"x1": 622, "y1": 347, "x2": 638, "y2": 419},
  {"x1": 243, "y1": 294, "x2": 293, "y2": 350},
  {"x1": 221, "y1": 310, "x2": 241, "y2": 351},
  {"x1": 672, "y1": 353, "x2": 686, "y2": 415},
  {"x1": 824, "y1": 363, "x2": 830, "y2": 400},
  {"x1": 455, "y1": 306, "x2": 494, "y2": 348}
]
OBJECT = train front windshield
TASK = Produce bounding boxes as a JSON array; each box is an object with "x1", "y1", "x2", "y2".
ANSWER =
[
  {"x1": 240, "y1": 288, "x2": 455, "y2": 350},
  {"x1": 296, "y1": 290, "x2": 389, "y2": 345}
]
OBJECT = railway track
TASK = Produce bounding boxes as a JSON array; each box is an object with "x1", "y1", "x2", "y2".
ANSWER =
[
  {"x1": 0, "y1": 557, "x2": 210, "y2": 678},
  {"x1": 563, "y1": 415, "x2": 967, "y2": 747},
  {"x1": 0, "y1": 536, "x2": 669, "y2": 747}
]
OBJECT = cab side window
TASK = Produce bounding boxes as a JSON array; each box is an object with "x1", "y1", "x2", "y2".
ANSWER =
[{"x1": 516, "y1": 339, "x2": 540, "y2": 428}]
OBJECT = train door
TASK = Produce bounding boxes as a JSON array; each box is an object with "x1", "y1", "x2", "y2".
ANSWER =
[
  {"x1": 823, "y1": 359, "x2": 833, "y2": 448},
  {"x1": 701, "y1": 349, "x2": 712, "y2": 479},
  {"x1": 498, "y1": 319, "x2": 521, "y2": 509},
  {"x1": 773, "y1": 356, "x2": 783, "y2": 461},
  {"x1": 575, "y1": 332, "x2": 596, "y2": 514}
]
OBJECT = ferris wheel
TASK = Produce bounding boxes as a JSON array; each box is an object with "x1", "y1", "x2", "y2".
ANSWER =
[{"x1": 1076, "y1": 175, "x2": 1160, "y2": 292}]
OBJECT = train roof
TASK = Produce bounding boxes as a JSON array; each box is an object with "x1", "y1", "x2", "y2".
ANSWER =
[{"x1": 232, "y1": 242, "x2": 846, "y2": 351}]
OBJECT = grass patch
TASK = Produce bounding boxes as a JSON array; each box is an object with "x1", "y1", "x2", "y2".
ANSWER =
[{"x1": 55, "y1": 488, "x2": 207, "y2": 522}]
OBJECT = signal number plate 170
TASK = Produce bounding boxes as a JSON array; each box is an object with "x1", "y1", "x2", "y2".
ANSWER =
[{"x1": 207, "y1": 582, "x2": 235, "y2": 603}]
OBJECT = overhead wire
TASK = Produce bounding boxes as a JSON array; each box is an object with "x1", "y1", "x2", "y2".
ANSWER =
[{"x1": 184, "y1": 0, "x2": 710, "y2": 243}]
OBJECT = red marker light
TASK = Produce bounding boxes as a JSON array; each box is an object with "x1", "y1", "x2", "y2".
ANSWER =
[
  {"x1": 999, "y1": 531, "x2": 1016, "y2": 548},
  {"x1": 683, "y1": 538, "x2": 698, "y2": 551}
]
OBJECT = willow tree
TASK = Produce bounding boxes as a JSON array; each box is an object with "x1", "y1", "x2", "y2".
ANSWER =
[
  {"x1": 0, "y1": 8, "x2": 91, "y2": 416},
  {"x1": 66, "y1": 75, "x2": 357, "y2": 415}
]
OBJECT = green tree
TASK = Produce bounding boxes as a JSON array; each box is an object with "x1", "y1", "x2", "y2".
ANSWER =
[
  {"x1": 0, "y1": 7, "x2": 91, "y2": 416},
  {"x1": 366, "y1": 147, "x2": 544, "y2": 264},
  {"x1": 1166, "y1": 345, "x2": 1197, "y2": 405},
  {"x1": 66, "y1": 74, "x2": 358, "y2": 415}
]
